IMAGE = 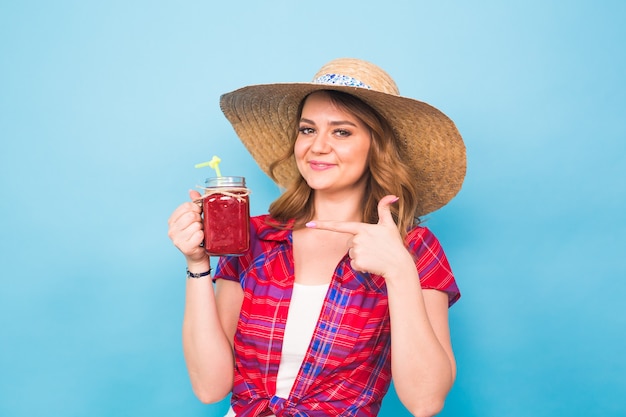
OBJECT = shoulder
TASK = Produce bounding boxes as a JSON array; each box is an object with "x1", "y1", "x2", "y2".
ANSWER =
[
  {"x1": 404, "y1": 225, "x2": 448, "y2": 263},
  {"x1": 250, "y1": 214, "x2": 293, "y2": 242},
  {"x1": 405, "y1": 225, "x2": 441, "y2": 250},
  {"x1": 251, "y1": 214, "x2": 269, "y2": 226},
  {"x1": 406, "y1": 225, "x2": 460, "y2": 306}
]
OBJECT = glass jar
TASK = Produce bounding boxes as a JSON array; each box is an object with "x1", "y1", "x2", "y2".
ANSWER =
[{"x1": 201, "y1": 176, "x2": 250, "y2": 256}]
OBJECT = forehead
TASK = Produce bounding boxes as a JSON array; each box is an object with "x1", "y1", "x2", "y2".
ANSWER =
[
  {"x1": 301, "y1": 91, "x2": 359, "y2": 120},
  {"x1": 302, "y1": 91, "x2": 335, "y2": 107}
]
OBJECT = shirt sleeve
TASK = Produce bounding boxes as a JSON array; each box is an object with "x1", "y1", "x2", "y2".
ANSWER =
[
  {"x1": 213, "y1": 255, "x2": 242, "y2": 283},
  {"x1": 406, "y1": 226, "x2": 460, "y2": 307}
]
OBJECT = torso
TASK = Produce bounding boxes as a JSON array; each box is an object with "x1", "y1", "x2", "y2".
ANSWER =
[
  {"x1": 216, "y1": 215, "x2": 459, "y2": 416},
  {"x1": 292, "y1": 227, "x2": 351, "y2": 285}
]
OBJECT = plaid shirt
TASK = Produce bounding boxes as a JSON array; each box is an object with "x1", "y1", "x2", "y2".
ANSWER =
[{"x1": 214, "y1": 215, "x2": 460, "y2": 417}]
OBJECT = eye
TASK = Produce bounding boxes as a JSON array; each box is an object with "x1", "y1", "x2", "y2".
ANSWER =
[
  {"x1": 333, "y1": 128, "x2": 351, "y2": 138},
  {"x1": 298, "y1": 126, "x2": 315, "y2": 135}
]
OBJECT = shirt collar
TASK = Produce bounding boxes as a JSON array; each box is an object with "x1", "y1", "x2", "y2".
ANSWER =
[{"x1": 254, "y1": 215, "x2": 387, "y2": 293}]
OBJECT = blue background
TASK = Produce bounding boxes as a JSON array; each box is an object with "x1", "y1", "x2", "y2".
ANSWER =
[{"x1": 1, "y1": 1, "x2": 625, "y2": 416}]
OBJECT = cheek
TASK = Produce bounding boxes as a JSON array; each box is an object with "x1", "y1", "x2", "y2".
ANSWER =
[
  {"x1": 293, "y1": 138, "x2": 307, "y2": 160},
  {"x1": 339, "y1": 141, "x2": 370, "y2": 166},
  {"x1": 293, "y1": 138, "x2": 311, "y2": 174}
]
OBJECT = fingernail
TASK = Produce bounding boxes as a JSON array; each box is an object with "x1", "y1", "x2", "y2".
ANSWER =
[
  {"x1": 305, "y1": 221, "x2": 316, "y2": 228},
  {"x1": 391, "y1": 196, "x2": 400, "y2": 203}
]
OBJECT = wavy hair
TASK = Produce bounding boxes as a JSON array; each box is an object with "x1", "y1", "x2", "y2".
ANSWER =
[{"x1": 268, "y1": 90, "x2": 420, "y2": 238}]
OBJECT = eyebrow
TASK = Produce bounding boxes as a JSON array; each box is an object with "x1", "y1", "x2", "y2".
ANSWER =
[{"x1": 299, "y1": 117, "x2": 358, "y2": 127}]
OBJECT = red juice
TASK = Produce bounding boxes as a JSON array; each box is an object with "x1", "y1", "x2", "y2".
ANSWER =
[{"x1": 202, "y1": 176, "x2": 250, "y2": 256}]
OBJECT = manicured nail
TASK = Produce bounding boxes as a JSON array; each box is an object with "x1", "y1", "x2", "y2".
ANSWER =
[
  {"x1": 391, "y1": 196, "x2": 400, "y2": 203},
  {"x1": 305, "y1": 221, "x2": 316, "y2": 228}
]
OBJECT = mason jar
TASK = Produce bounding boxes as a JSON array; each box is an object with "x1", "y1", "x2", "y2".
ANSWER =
[{"x1": 201, "y1": 176, "x2": 250, "y2": 256}]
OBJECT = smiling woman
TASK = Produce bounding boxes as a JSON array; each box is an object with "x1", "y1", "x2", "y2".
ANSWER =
[
  {"x1": 293, "y1": 92, "x2": 373, "y2": 202},
  {"x1": 168, "y1": 58, "x2": 465, "y2": 416},
  {"x1": 2, "y1": 1, "x2": 625, "y2": 416}
]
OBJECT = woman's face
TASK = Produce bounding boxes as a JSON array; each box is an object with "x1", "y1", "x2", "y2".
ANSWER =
[{"x1": 294, "y1": 91, "x2": 371, "y2": 196}]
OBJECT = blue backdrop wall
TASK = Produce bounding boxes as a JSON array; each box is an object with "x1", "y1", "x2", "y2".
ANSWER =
[{"x1": 1, "y1": 1, "x2": 624, "y2": 416}]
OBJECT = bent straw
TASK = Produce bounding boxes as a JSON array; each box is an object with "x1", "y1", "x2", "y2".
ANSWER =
[{"x1": 195, "y1": 155, "x2": 222, "y2": 177}]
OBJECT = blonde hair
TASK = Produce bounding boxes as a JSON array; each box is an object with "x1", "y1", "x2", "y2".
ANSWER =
[{"x1": 268, "y1": 90, "x2": 419, "y2": 238}]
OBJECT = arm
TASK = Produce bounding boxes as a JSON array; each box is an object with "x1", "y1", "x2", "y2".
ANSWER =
[
  {"x1": 384, "y1": 251, "x2": 456, "y2": 416},
  {"x1": 307, "y1": 195, "x2": 456, "y2": 416},
  {"x1": 182, "y1": 270, "x2": 242, "y2": 403},
  {"x1": 168, "y1": 191, "x2": 243, "y2": 403}
]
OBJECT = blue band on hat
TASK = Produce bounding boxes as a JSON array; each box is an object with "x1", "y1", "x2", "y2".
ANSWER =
[{"x1": 312, "y1": 74, "x2": 371, "y2": 89}]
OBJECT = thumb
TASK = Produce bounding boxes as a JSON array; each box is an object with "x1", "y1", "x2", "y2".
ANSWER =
[
  {"x1": 377, "y1": 195, "x2": 399, "y2": 226},
  {"x1": 189, "y1": 189, "x2": 203, "y2": 201}
]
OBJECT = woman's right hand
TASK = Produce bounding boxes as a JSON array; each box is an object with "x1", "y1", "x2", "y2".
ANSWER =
[{"x1": 167, "y1": 190, "x2": 208, "y2": 264}]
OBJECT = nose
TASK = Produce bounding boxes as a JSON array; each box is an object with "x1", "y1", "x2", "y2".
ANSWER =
[{"x1": 310, "y1": 130, "x2": 331, "y2": 154}]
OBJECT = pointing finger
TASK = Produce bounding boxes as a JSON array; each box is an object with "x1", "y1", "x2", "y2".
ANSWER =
[{"x1": 305, "y1": 220, "x2": 364, "y2": 234}]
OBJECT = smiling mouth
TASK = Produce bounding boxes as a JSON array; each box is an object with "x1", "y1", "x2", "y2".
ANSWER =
[{"x1": 309, "y1": 161, "x2": 335, "y2": 170}]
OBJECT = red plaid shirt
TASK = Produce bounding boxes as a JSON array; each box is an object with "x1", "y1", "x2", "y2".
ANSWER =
[{"x1": 214, "y1": 215, "x2": 460, "y2": 416}]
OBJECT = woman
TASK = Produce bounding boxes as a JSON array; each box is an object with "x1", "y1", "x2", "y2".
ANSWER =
[{"x1": 168, "y1": 58, "x2": 466, "y2": 416}]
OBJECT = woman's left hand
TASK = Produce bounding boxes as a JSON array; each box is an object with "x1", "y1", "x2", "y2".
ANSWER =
[{"x1": 306, "y1": 195, "x2": 414, "y2": 278}]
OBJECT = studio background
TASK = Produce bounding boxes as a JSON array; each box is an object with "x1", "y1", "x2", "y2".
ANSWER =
[{"x1": 1, "y1": 1, "x2": 624, "y2": 416}]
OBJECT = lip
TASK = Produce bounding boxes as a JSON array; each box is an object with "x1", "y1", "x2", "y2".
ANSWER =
[{"x1": 308, "y1": 160, "x2": 336, "y2": 171}]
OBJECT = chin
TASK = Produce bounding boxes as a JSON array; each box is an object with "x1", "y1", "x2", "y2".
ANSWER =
[
  {"x1": 301, "y1": 173, "x2": 330, "y2": 189},
  {"x1": 306, "y1": 181, "x2": 333, "y2": 191}
]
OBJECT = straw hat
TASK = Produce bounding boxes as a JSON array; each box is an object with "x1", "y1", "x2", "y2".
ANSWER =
[{"x1": 219, "y1": 58, "x2": 466, "y2": 216}]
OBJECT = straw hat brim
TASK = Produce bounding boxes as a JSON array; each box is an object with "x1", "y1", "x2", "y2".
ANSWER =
[{"x1": 220, "y1": 82, "x2": 466, "y2": 217}]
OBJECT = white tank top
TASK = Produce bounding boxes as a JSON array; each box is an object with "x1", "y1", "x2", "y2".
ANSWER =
[{"x1": 224, "y1": 282, "x2": 329, "y2": 416}]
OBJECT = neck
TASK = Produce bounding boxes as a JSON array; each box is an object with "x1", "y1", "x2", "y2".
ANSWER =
[{"x1": 311, "y1": 191, "x2": 364, "y2": 222}]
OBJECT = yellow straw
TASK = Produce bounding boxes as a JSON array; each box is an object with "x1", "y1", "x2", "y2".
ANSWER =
[{"x1": 195, "y1": 155, "x2": 222, "y2": 177}]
